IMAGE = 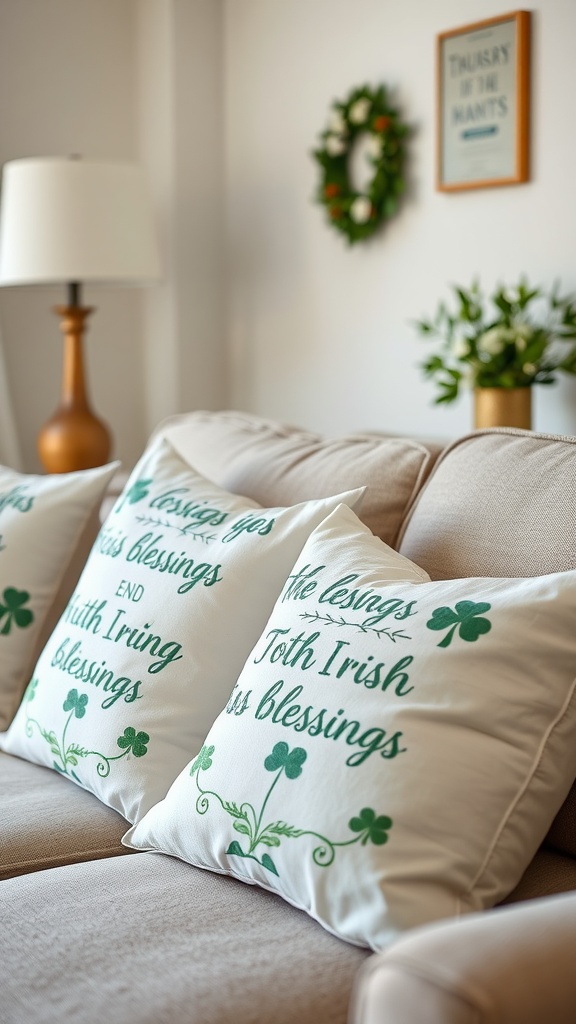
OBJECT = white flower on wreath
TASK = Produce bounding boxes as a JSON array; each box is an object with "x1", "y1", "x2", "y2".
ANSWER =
[
  {"x1": 329, "y1": 109, "x2": 347, "y2": 135},
  {"x1": 325, "y1": 134, "x2": 347, "y2": 157},
  {"x1": 366, "y1": 134, "x2": 384, "y2": 159},
  {"x1": 350, "y1": 195, "x2": 372, "y2": 224},
  {"x1": 349, "y1": 97, "x2": 371, "y2": 124}
]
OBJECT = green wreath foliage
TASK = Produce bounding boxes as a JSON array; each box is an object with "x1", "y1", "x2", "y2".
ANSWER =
[{"x1": 312, "y1": 84, "x2": 409, "y2": 244}]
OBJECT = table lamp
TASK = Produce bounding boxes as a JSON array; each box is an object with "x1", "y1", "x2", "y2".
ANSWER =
[{"x1": 0, "y1": 157, "x2": 160, "y2": 473}]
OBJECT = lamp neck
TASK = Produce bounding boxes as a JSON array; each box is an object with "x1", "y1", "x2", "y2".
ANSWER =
[{"x1": 67, "y1": 281, "x2": 82, "y2": 307}]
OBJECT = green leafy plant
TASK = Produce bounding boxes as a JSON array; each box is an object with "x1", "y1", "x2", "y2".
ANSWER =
[{"x1": 416, "y1": 278, "x2": 576, "y2": 404}]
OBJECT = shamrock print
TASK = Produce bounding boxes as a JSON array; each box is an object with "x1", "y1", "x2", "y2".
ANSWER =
[
  {"x1": 63, "y1": 688, "x2": 88, "y2": 719},
  {"x1": 191, "y1": 744, "x2": 393, "y2": 876},
  {"x1": 117, "y1": 727, "x2": 150, "y2": 758},
  {"x1": 25, "y1": 687, "x2": 151, "y2": 779},
  {"x1": 0, "y1": 587, "x2": 34, "y2": 635},
  {"x1": 115, "y1": 477, "x2": 153, "y2": 513},
  {"x1": 264, "y1": 741, "x2": 307, "y2": 779},
  {"x1": 349, "y1": 808, "x2": 393, "y2": 846},
  {"x1": 190, "y1": 744, "x2": 215, "y2": 776},
  {"x1": 426, "y1": 600, "x2": 492, "y2": 648}
]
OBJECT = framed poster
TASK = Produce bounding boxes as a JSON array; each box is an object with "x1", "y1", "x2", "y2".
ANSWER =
[{"x1": 437, "y1": 10, "x2": 531, "y2": 191}]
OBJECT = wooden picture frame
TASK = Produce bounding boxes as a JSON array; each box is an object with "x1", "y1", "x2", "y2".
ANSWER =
[{"x1": 437, "y1": 10, "x2": 531, "y2": 191}]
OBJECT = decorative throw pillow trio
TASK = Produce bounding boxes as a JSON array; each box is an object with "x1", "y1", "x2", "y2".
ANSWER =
[{"x1": 2, "y1": 437, "x2": 576, "y2": 952}]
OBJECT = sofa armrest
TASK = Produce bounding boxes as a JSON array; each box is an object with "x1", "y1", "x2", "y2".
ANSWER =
[{"x1": 350, "y1": 891, "x2": 576, "y2": 1024}]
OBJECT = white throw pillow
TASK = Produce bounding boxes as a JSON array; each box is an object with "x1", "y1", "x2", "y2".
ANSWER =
[
  {"x1": 0, "y1": 460, "x2": 118, "y2": 730},
  {"x1": 1, "y1": 438, "x2": 364, "y2": 823},
  {"x1": 124, "y1": 503, "x2": 576, "y2": 951}
]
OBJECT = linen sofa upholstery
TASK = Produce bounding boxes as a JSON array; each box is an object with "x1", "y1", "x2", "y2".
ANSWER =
[
  {"x1": 350, "y1": 891, "x2": 576, "y2": 1024},
  {"x1": 155, "y1": 409, "x2": 442, "y2": 546},
  {"x1": 0, "y1": 750, "x2": 133, "y2": 880},
  {"x1": 1, "y1": 412, "x2": 576, "y2": 1024},
  {"x1": 0, "y1": 853, "x2": 368, "y2": 1024}
]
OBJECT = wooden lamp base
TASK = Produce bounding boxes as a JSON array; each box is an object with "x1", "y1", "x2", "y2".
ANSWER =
[{"x1": 38, "y1": 305, "x2": 111, "y2": 474}]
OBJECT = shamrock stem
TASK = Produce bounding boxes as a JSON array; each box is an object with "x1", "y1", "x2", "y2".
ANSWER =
[
  {"x1": 438, "y1": 623, "x2": 458, "y2": 648},
  {"x1": 251, "y1": 770, "x2": 283, "y2": 853},
  {"x1": 60, "y1": 711, "x2": 74, "y2": 770}
]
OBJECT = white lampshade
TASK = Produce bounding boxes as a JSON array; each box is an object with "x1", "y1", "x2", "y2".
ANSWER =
[{"x1": 0, "y1": 157, "x2": 160, "y2": 285}]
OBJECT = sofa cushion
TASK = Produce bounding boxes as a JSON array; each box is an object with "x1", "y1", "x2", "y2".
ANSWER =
[
  {"x1": 125, "y1": 503, "x2": 576, "y2": 951},
  {"x1": 0, "y1": 852, "x2": 368, "y2": 1024},
  {"x1": 1, "y1": 435, "x2": 363, "y2": 824},
  {"x1": 154, "y1": 409, "x2": 442, "y2": 547},
  {"x1": 397, "y1": 428, "x2": 576, "y2": 580},
  {"x1": 397, "y1": 427, "x2": 576, "y2": 870},
  {"x1": 0, "y1": 460, "x2": 118, "y2": 730},
  {"x1": 0, "y1": 751, "x2": 130, "y2": 880}
]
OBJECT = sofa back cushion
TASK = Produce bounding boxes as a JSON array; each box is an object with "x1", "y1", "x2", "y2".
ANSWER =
[
  {"x1": 154, "y1": 410, "x2": 442, "y2": 548},
  {"x1": 398, "y1": 428, "x2": 576, "y2": 580},
  {"x1": 398, "y1": 427, "x2": 576, "y2": 863}
]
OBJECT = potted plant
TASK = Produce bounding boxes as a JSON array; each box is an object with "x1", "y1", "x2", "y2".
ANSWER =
[{"x1": 415, "y1": 278, "x2": 576, "y2": 429}]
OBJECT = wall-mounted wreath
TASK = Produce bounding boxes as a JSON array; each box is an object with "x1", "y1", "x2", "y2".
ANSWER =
[{"x1": 312, "y1": 84, "x2": 409, "y2": 244}]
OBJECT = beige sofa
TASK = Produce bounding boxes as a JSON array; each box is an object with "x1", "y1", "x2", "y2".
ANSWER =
[{"x1": 1, "y1": 410, "x2": 576, "y2": 1024}]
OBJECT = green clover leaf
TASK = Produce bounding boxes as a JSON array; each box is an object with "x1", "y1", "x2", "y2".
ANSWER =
[
  {"x1": 190, "y1": 744, "x2": 215, "y2": 775},
  {"x1": 26, "y1": 677, "x2": 39, "y2": 702},
  {"x1": 264, "y1": 741, "x2": 307, "y2": 779},
  {"x1": 349, "y1": 807, "x2": 393, "y2": 846},
  {"x1": 116, "y1": 478, "x2": 153, "y2": 513},
  {"x1": 0, "y1": 587, "x2": 34, "y2": 635},
  {"x1": 62, "y1": 688, "x2": 89, "y2": 719},
  {"x1": 117, "y1": 727, "x2": 150, "y2": 757},
  {"x1": 426, "y1": 600, "x2": 492, "y2": 648}
]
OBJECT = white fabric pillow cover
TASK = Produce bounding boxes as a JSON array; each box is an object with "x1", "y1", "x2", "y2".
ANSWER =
[
  {"x1": 125, "y1": 503, "x2": 576, "y2": 951},
  {"x1": 1, "y1": 438, "x2": 364, "y2": 823},
  {"x1": 0, "y1": 460, "x2": 118, "y2": 731}
]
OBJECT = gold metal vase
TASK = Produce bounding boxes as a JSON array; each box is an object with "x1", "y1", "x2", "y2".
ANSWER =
[{"x1": 474, "y1": 387, "x2": 532, "y2": 430}]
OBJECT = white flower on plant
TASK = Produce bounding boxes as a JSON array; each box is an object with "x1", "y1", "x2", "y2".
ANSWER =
[
  {"x1": 513, "y1": 323, "x2": 533, "y2": 351},
  {"x1": 523, "y1": 362, "x2": 537, "y2": 376},
  {"x1": 325, "y1": 134, "x2": 347, "y2": 157},
  {"x1": 350, "y1": 196, "x2": 372, "y2": 224},
  {"x1": 329, "y1": 109, "x2": 347, "y2": 134},
  {"x1": 349, "y1": 97, "x2": 371, "y2": 124},
  {"x1": 476, "y1": 327, "x2": 507, "y2": 356},
  {"x1": 366, "y1": 134, "x2": 384, "y2": 159},
  {"x1": 503, "y1": 287, "x2": 520, "y2": 304},
  {"x1": 452, "y1": 336, "x2": 471, "y2": 359},
  {"x1": 461, "y1": 366, "x2": 477, "y2": 388}
]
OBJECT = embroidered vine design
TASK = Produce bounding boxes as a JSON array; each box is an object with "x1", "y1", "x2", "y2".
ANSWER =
[
  {"x1": 299, "y1": 610, "x2": 411, "y2": 642},
  {"x1": 0, "y1": 586, "x2": 34, "y2": 635},
  {"x1": 426, "y1": 601, "x2": 492, "y2": 648},
  {"x1": 190, "y1": 741, "x2": 393, "y2": 877},
  {"x1": 134, "y1": 514, "x2": 216, "y2": 543},
  {"x1": 24, "y1": 679, "x2": 150, "y2": 782}
]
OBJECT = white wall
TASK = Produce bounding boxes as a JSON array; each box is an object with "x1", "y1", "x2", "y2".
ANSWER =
[
  {"x1": 0, "y1": 0, "x2": 145, "y2": 471},
  {"x1": 224, "y1": 0, "x2": 576, "y2": 439},
  {"x1": 2, "y1": 0, "x2": 575, "y2": 470},
  {"x1": 0, "y1": 0, "x2": 227, "y2": 472}
]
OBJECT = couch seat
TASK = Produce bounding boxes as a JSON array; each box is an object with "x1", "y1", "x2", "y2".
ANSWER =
[
  {"x1": 0, "y1": 851, "x2": 368, "y2": 1024},
  {"x1": 0, "y1": 750, "x2": 132, "y2": 879}
]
